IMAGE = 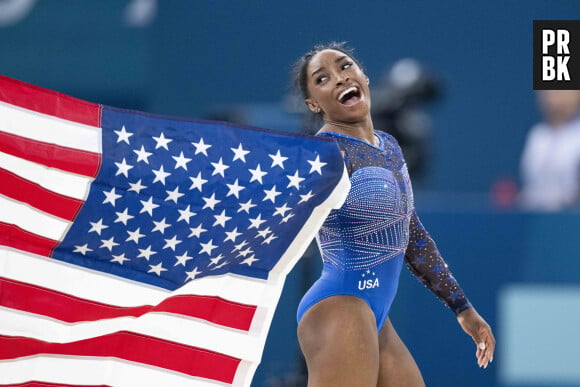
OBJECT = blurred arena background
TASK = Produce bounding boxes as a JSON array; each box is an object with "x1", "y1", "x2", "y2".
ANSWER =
[{"x1": 2, "y1": 1, "x2": 579, "y2": 385}]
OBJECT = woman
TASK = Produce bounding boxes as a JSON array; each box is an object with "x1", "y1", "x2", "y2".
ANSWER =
[{"x1": 292, "y1": 42, "x2": 495, "y2": 386}]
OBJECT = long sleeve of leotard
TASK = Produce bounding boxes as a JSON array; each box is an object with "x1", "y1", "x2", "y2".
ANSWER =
[{"x1": 404, "y1": 210, "x2": 472, "y2": 315}]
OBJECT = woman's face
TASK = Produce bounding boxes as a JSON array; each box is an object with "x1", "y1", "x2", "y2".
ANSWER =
[{"x1": 305, "y1": 49, "x2": 371, "y2": 123}]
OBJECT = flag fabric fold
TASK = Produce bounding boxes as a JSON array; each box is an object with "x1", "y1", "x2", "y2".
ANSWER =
[{"x1": 0, "y1": 75, "x2": 349, "y2": 386}]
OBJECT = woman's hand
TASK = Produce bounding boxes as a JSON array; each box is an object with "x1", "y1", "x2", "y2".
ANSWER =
[{"x1": 456, "y1": 307, "x2": 495, "y2": 369}]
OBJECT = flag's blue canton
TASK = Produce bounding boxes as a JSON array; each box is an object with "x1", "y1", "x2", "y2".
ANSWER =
[{"x1": 53, "y1": 107, "x2": 343, "y2": 290}]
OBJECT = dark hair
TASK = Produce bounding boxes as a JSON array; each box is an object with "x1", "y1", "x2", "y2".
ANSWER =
[{"x1": 291, "y1": 42, "x2": 363, "y2": 133}]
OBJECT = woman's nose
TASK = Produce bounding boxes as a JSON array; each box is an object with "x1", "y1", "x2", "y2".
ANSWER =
[{"x1": 336, "y1": 74, "x2": 349, "y2": 85}]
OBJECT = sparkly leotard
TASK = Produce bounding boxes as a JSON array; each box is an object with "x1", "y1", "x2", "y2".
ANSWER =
[{"x1": 296, "y1": 130, "x2": 472, "y2": 330}]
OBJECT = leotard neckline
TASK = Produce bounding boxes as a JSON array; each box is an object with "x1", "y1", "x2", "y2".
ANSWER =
[{"x1": 316, "y1": 130, "x2": 384, "y2": 151}]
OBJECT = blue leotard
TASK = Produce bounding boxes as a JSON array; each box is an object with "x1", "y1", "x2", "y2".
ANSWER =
[{"x1": 297, "y1": 130, "x2": 472, "y2": 330}]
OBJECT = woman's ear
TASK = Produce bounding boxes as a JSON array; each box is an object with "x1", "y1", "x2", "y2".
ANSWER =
[{"x1": 305, "y1": 98, "x2": 321, "y2": 114}]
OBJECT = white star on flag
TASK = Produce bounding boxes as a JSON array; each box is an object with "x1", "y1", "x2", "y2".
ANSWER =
[
  {"x1": 111, "y1": 253, "x2": 130, "y2": 264},
  {"x1": 73, "y1": 244, "x2": 93, "y2": 255},
  {"x1": 299, "y1": 190, "x2": 315, "y2": 203},
  {"x1": 152, "y1": 132, "x2": 172, "y2": 150},
  {"x1": 213, "y1": 210, "x2": 232, "y2": 228},
  {"x1": 151, "y1": 218, "x2": 171, "y2": 234},
  {"x1": 263, "y1": 233, "x2": 278, "y2": 245},
  {"x1": 307, "y1": 155, "x2": 327, "y2": 175},
  {"x1": 286, "y1": 170, "x2": 305, "y2": 190},
  {"x1": 128, "y1": 179, "x2": 147, "y2": 194},
  {"x1": 102, "y1": 188, "x2": 122, "y2": 206},
  {"x1": 114, "y1": 158, "x2": 133, "y2": 178},
  {"x1": 263, "y1": 185, "x2": 282, "y2": 203},
  {"x1": 199, "y1": 239, "x2": 218, "y2": 256},
  {"x1": 100, "y1": 237, "x2": 120, "y2": 252},
  {"x1": 202, "y1": 193, "x2": 221, "y2": 210},
  {"x1": 213, "y1": 260, "x2": 229, "y2": 270},
  {"x1": 133, "y1": 145, "x2": 153, "y2": 164},
  {"x1": 256, "y1": 227, "x2": 272, "y2": 239},
  {"x1": 231, "y1": 143, "x2": 250, "y2": 162},
  {"x1": 165, "y1": 186, "x2": 184, "y2": 203},
  {"x1": 192, "y1": 137, "x2": 212, "y2": 156},
  {"x1": 152, "y1": 165, "x2": 171, "y2": 185},
  {"x1": 177, "y1": 205, "x2": 196, "y2": 223},
  {"x1": 209, "y1": 254, "x2": 225, "y2": 266},
  {"x1": 114, "y1": 125, "x2": 133, "y2": 144},
  {"x1": 88, "y1": 219, "x2": 109, "y2": 235},
  {"x1": 248, "y1": 164, "x2": 267, "y2": 184},
  {"x1": 185, "y1": 266, "x2": 202, "y2": 280},
  {"x1": 140, "y1": 197, "x2": 160, "y2": 216},
  {"x1": 237, "y1": 247, "x2": 253, "y2": 258},
  {"x1": 137, "y1": 245, "x2": 156, "y2": 260},
  {"x1": 248, "y1": 214, "x2": 267, "y2": 230},
  {"x1": 126, "y1": 227, "x2": 145, "y2": 244},
  {"x1": 189, "y1": 172, "x2": 208, "y2": 192},
  {"x1": 238, "y1": 199, "x2": 257, "y2": 214},
  {"x1": 163, "y1": 235, "x2": 182, "y2": 251},
  {"x1": 232, "y1": 240, "x2": 248, "y2": 252},
  {"x1": 211, "y1": 157, "x2": 229, "y2": 177},
  {"x1": 226, "y1": 179, "x2": 245, "y2": 198},
  {"x1": 148, "y1": 262, "x2": 168, "y2": 276},
  {"x1": 269, "y1": 150, "x2": 288, "y2": 169},
  {"x1": 172, "y1": 151, "x2": 192, "y2": 170},
  {"x1": 188, "y1": 224, "x2": 207, "y2": 238},
  {"x1": 241, "y1": 255, "x2": 259, "y2": 266},
  {"x1": 174, "y1": 251, "x2": 193, "y2": 266},
  {"x1": 273, "y1": 203, "x2": 291, "y2": 217},
  {"x1": 114, "y1": 208, "x2": 134, "y2": 225},
  {"x1": 224, "y1": 227, "x2": 242, "y2": 243}
]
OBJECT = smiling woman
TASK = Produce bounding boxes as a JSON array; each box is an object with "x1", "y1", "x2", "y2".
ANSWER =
[{"x1": 291, "y1": 42, "x2": 495, "y2": 387}]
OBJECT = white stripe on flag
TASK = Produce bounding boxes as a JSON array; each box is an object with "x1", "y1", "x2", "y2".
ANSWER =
[
  {"x1": 0, "y1": 101, "x2": 101, "y2": 152},
  {"x1": 0, "y1": 307, "x2": 264, "y2": 361},
  {"x1": 0, "y1": 195, "x2": 70, "y2": 240},
  {"x1": 0, "y1": 150, "x2": 93, "y2": 199},
  {"x1": 0, "y1": 356, "x2": 252, "y2": 387}
]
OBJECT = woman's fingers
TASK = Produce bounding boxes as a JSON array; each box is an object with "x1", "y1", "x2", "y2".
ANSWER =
[
  {"x1": 477, "y1": 327, "x2": 495, "y2": 368},
  {"x1": 457, "y1": 308, "x2": 496, "y2": 369}
]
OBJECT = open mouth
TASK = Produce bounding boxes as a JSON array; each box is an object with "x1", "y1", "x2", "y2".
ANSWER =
[{"x1": 338, "y1": 86, "x2": 362, "y2": 106}]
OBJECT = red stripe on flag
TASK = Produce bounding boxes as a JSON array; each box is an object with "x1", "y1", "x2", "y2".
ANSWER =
[
  {"x1": 0, "y1": 75, "x2": 100, "y2": 127},
  {"x1": 0, "y1": 168, "x2": 84, "y2": 221},
  {"x1": 161, "y1": 294, "x2": 256, "y2": 331},
  {"x1": 0, "y1": 332, "x2": 241, "y2": 384},
  {"x1": 0, "y1": 277, "x2": 257, "y2": 331},
  {"x1": 0, "y1": 131, "x2": 100, "y2": 178},
  {"x1": 0, "y1": 222, "x2": 59, "y2": 257}
]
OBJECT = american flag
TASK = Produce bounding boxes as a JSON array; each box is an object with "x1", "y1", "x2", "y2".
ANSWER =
[{"x1": 0, "y1": 75, "x2": 349, "y2": 386}]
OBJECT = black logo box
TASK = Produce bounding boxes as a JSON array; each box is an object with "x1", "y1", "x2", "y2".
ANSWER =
[{"x1": 534, "y1": 20, "x2": 580, "y2": 90}]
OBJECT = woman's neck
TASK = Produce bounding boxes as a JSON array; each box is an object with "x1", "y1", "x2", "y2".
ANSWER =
[{"x1": 322, "y1": 118, "x2": 377, "y2": 146}]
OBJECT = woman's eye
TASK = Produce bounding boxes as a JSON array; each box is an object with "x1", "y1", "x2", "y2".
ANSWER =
[
  {"x1": 316, "y1": 75, "x2": 328, "y2": 84},
  {"x1": 342, "y1": 62, "x2": 352, "y2": 70}
]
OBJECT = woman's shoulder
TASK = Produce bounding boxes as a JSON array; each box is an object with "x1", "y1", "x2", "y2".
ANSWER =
[
  {"x1": 375, "y1": 129, "x2": 397, "y2": 144},
  {"x1": 375, "y1": 130, "x2": 404, "y2": 156}
]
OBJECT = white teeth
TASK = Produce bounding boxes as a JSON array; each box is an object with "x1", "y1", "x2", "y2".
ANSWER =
[{"x1": 338, "y1": 87, "x2": 358, "y2": 101}]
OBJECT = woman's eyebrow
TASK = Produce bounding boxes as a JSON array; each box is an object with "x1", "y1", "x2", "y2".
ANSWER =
[
  {"x1": 311, "y1": 67, "x2": 324, "y2": 77},
  {"x1": 311, "y1": 56, "x2": 348, "y2": 77}
]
